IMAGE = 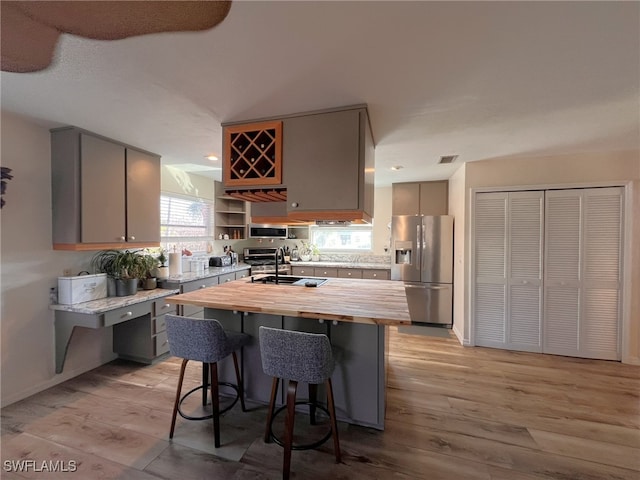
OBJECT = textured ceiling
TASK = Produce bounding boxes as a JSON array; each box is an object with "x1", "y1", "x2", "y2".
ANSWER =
[{"x1": 1, "y1": 1, "x2": 638, "y2": 186}]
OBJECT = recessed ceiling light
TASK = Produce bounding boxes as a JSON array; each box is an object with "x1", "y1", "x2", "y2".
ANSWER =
[
  {"x1": 391, "y1": 165, "x2": 403, "y2": 171},
  {"x1": 206, "y1": 155, "x2": 219, "y2": 161}
]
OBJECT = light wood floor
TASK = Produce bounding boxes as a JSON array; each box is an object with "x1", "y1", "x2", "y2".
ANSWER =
[{"x1": 2, "y1": 327, "x2": 639, "y2": 479}]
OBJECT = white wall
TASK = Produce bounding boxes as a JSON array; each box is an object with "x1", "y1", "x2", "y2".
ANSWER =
[
  {"x1": 448, "y1": 164, "x2": 467, "y2": 343},
  {"x1": 1, "y1": 112, "x2": 116, "y2": 407},
  {"x1": 372, "y1": 186, "x2": 392, "y2": 256},
  {"x1": 462, "y1": 151, "x2": 640, "y2": 363},
  {"x1": 161, "y1": 165, "x2": 215, "y2": 201}
]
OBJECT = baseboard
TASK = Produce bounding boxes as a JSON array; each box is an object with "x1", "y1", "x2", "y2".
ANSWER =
[{"x1": 397, "y1": 324, "x2": 455, "y2": 338}]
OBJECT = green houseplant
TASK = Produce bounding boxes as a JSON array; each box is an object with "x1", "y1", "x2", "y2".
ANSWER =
[
  {"x1": 112, "y1": 250, "x2": 145, "y2": 296},
  {"x1": 91, "y1": 249, "x2": 120, "y2": 296},
  {"x1": 92, "y1": 249, "x2": 145, "y2": 296},
  {"x1": 155, "y1": 249, "x2": 169, "y2": 280},
  {"x1": 141, "y1": 254, "x2": 159, "y2": 290}
]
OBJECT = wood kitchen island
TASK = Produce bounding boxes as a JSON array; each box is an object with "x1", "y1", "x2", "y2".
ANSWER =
[{"x1": 165, "y1": 276, "x2": 411, "y2": 430}]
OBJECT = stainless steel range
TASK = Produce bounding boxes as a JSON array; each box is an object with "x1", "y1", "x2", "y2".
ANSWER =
[{"x1": 243, "y1": 247, "x2": 291, "y2": 275}]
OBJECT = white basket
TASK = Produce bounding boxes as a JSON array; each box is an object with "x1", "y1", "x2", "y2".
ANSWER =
[{"x1": 58, "y1": 273, "x2": 108, "y2": 305}]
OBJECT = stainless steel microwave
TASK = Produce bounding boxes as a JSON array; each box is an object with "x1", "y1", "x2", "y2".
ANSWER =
[{"x1": 248, "y1": 224, "x2": 288, "y2": 239}]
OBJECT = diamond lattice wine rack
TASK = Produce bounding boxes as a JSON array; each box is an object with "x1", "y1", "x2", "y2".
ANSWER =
[{"x1": 223, "y1": 120, "x2": 283, "y2": 187}]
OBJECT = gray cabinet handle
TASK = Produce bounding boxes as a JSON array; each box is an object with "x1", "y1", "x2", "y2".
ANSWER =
[
  {"x1": 129, "y1": 235, "x2": 136, "y2": 241},
  {"x1": 120, "y1": 236, "x2": 126, "y2": 241},
  {"x1": 291, "y1": 202, "x2": 298, "y2": 208}
]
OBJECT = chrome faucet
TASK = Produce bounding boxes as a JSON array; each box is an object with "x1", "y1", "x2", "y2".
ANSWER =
[{"x1": 274, "y1": 246, "x2": 284, "y2": 285}]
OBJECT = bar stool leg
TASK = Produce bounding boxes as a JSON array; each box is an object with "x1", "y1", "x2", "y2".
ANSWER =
[
  {"x1": 210, "y1": 362, "x2": 221, "y2": 448},
  {"x1": 170, "y1": 358, "x2": 188, "y2": 439},
  {"x1": 326, "y1": 378, "x2": 341, "y2": 463},
  {"x1": 264, "y1": 377, "x2": 280, "y2": 442},
  {"x1": 283, "y1": 380, "x2": 298, "y2": 480},
  {"x1": 202, "y1": 363, "x2": 209, "y2": 406},
  {"x1": 232, "y1": 351, "x2": 246, "y2": 412},
  {"x1": 308, "y1": 383, "x2": 317, "y2": 425}
]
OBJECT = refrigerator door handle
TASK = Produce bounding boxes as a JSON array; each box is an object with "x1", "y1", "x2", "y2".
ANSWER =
[
  {"x1": 421, "y1": 222, "x2": 427, "y2": 271},
  {"x1": 416, "y1": 223, "x2": 422, "y2": 274}
]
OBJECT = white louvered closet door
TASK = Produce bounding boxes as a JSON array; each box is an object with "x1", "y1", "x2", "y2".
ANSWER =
[
  {"x1": 543, "y1": 187, "x2": 623, "y2": 360},
  {"x1": 474, "y1": 191, "x2": 544, "y2": 351}
]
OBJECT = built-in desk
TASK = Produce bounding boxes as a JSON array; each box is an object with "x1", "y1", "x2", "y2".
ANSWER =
[{"x1": 51, "y1": 289, "x2": 178, "y2": 373}]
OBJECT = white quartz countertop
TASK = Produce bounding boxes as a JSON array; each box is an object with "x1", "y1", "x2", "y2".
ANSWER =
[
  {"x1": 160, "y1": 263, "x2": 251, "y2": 284},
  {"x1": 50, "y1": 288, "x2": 179, "y2": 314},
  {"x1": 289, "y1": 261, "x2": 390, "y2": 270}
]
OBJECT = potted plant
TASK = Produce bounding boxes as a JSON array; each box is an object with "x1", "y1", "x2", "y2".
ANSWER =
[
  {"x1": 155, "y1": 249, "x2": 169, "y2": 280},
  {"x1": 91, "y1": 249, "x2": 120, "y2": 296},
  {"x1": 311, "y1": 243, "x2": 320, "y2": 262},
  {"x1": 112, "y1": 250, "x2": 144, "y2": 296},
  {"x1": 140, "y1": 254, "x2": 159, "y2": 290}
]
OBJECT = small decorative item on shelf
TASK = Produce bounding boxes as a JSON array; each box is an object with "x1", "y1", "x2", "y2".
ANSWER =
[
  {"x1": 311, "y1": 243, "x2": 320, "y2": 262},
  {"x1": 299, "y1": 241, "x2": 318, "y2": 262}
]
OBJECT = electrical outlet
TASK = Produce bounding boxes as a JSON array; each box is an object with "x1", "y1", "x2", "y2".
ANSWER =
[{"x1": 63, "y1": 268, "x2": 72, "y2": 276}]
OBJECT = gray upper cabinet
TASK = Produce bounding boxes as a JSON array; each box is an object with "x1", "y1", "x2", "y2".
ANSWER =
[
  {"x1": 284, "y1": 107, "x2": 374, "y2": 222},
  {"x1": 51, "y1": 127, "x2": 161, "y2": 250},
  {"x1": 392, "y1": 180, "x2": 449, "y2": 216},
  {"x1": 126, "y1": 148, "x2": 161, "y2": 243}
]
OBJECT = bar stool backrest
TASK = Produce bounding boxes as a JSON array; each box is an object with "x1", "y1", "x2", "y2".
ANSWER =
[
  {"x1": 166, "y1": 315, "x2": 229, "y2": 364},
  {"x1": 259, "y1": 326, "x2": 334, "y2": 384}
]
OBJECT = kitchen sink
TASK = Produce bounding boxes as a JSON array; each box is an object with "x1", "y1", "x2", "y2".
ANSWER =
[{"x1": 250, "y1": 275, "x2": 329, "y2": 287}]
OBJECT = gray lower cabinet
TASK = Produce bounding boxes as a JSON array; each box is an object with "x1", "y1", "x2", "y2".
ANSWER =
[
  {"x1": 313, "y1": 267, "x2": 338, "y2": 278},
  {"x1": 235, "y1": 270, "x2": 250, "y2": 280},
  {"x1": 50, "y1": 127, "x2": 161, "y2": 249},
  {"x1": 292, "y1": 266, "x2": 389, "y2": 280},
  {"x1": 328, "y1": 322, "x2": 386, "y2": 428},
  {"x1": 113, "y1": 298, "x2": 176, "y2": 364},
  {"x1": 337, "y1": 268, "x2": 363, "y2": 279},
  {"x1": 218, "y1": 272, "x2": 236, "y2": 284},
  {"x1": 291, "y1": 266, "x2": 313, "y2": 276},
  {"x1": 161, "y1": 268, "x2": 251, "y2": 318},
  {"x1": 362, "y1": 269, "x2": 390, "y2": 280},
  {"x1": 176, "y1": 276, "x2": 220, "y2": 318},
  {"x1": 240, "y1": 313, "x2": 283, "y2": 405},
  {"x1": 203, "y1": 308, "x2": 386, "y2": 430}
]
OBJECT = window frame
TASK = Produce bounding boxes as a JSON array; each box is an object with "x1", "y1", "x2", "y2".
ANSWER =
[
  {"x1": 309, "y1": 224, "x2": 374, "y2": 253},
  {"x1": 160, "y1": 192, "x2": 214, "y2": 254}
]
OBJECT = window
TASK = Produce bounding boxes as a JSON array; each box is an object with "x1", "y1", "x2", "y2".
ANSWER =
[
  {"x1": 310, "y1": 225, "x2": 373, "y2": 251},
  {"x1": 160, "y1": 194, "x2": 214, "y2": 253}
]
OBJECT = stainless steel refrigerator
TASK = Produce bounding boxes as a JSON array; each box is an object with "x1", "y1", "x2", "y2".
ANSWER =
[{"x1": 391, "y1": 215, "x2": 453, "y2": 326}]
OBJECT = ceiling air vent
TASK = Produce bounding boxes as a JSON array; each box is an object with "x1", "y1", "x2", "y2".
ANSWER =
[{"x1": 438, "y1": 155, "x2": 458, "y2": 164}]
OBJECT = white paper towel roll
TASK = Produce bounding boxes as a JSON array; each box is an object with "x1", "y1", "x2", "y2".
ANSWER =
[{"x1": 169, "y1": 253, "x2": 182, "y2": 276}]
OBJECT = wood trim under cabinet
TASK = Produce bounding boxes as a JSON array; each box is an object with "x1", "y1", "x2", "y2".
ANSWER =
[
  {"x1": 53, "y1": 242, "x2": 160, "y2": 251},
  {"x1": 287, "y1": 210, "x2": 372, "y2": 223}
]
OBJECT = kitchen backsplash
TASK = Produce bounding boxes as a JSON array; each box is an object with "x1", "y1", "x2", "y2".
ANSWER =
[{"x1": 312, "y1": 253, "x2": 390, "y2": 264}]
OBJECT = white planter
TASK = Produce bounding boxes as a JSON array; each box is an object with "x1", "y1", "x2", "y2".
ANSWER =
[
  {"x1": 155, "y1": 266, "x2": 170, "y2": 280},
  {"x1": 311, "y1": 254, "x2": 320, "y2": 262}
]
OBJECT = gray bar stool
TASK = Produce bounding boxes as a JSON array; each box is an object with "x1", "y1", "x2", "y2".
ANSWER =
[
  {"x1": 259, "y1": 326, "x2": 341, "y2": 480},
  {"x1": 166, "y1": 315, "x2": 250, "y2": 448}
]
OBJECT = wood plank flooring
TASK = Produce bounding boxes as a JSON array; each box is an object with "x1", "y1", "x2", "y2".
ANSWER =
[{"x1": 2, "y1": 327, "x2": 639, "y2": 479}]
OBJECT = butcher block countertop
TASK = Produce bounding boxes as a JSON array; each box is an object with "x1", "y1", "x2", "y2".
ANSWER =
[{"x1": 165, "y1": 277, "x2": 411, "y2": 326}]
